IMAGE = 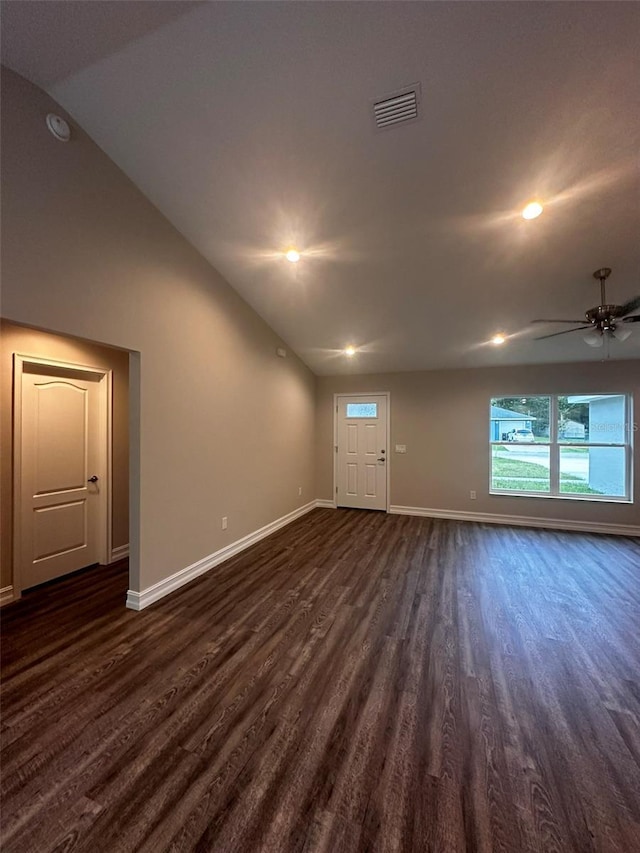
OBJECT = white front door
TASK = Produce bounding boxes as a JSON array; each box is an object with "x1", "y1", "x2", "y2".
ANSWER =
[
  {"x1": 336, "y1": 395, "x2": 388, "y2": 510},
  {"x1": 19, "y1": 366, "x2": 104, "y2": 590}
]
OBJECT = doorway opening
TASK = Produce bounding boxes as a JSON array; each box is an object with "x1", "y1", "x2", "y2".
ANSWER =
[{"x1": 1, "y1": 320, "x2": 134, "y2": 606}]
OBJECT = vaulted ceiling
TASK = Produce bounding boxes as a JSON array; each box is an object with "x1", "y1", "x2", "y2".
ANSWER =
[{"x1": 2, "y1": 1, "x2": 639, "y2": 374}]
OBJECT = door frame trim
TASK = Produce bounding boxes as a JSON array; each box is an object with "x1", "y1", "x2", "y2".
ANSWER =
[
  {"x1": 333, "y1": 392, "x2": 391, "y2": 512},
  {"x1": 12, "y1": 354, "x2": 113, "y2": 598}
]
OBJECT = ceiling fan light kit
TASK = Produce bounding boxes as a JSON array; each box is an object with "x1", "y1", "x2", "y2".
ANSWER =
[
  {"x1": 612, "y1": 326, "x2": 632, "y2": 342},
  {"x1": 584, "y1": 331, "x2": 604, "y2": 348},
  {"x1": 532, "y1": 268, "x2": 639, "y2": 347}
]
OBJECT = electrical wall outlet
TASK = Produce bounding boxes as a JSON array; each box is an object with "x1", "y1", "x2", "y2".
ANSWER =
[
  {"x1": 470, "y1": 490, "x2": 477, "y2": 500},
  {"x1": 222, "y1": 516, "x2": 228, "y2": 530}
]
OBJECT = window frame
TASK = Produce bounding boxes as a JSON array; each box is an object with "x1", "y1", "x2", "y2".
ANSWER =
[{"x1": 489, "y1": 393, "x2": 633, "y2": 503}]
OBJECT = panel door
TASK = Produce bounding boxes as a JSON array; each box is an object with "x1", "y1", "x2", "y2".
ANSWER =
[
  {"x1": 20, "y1": 369, "x2": 102, "y2": 589},
  {"x1": 336, "y1": 395, "x2": 388, "y2": 510}
]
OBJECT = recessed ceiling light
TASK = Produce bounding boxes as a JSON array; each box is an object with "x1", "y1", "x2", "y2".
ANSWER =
[
  {"x1": 491, "y1": 334, "x2": 506, "y2": 345},
  {"x1": 285, "y1": 248, "x2": 301, "y2": 263},
  {"x1": 522, "y1": 201, "x2": 543, "y2": 220},
  {"x1": 344, "y1": 345, "x2": 356, "y2": 357}
]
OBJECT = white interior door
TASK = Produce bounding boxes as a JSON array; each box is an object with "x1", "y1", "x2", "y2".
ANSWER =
[
  {"x1": 19, "y1": 365, "x2": 105, "y2": 590},
  {"x1": 336, "y1": 395, "x2": 388, "y2": 510}
]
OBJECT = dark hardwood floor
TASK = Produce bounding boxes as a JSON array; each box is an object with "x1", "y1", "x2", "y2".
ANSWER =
[{"x1": 1, "y1": 509, "x2": 640, "y2": 852}]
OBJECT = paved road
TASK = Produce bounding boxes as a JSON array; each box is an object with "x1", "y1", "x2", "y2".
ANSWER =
[{"x1": 500, "y1": 446, "x2": 589, "y2": 479}]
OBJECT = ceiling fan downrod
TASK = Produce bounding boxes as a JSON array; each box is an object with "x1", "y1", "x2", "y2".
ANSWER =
[{"x1": 593, "y1": 267, "x2": 611, "y2": 309}]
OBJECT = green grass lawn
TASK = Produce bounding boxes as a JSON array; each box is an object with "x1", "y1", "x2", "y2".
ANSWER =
[
  {"x1": 491, "y1": 452, "x2": 602, "y2": 494},
  {"x1": 558, "y1": 481, "x2": 603, "y2": 495},
  {"x1": 492, "y1": 457, "x2": 549, "y2": 478},
  {"x1": 491, "y1": 454, "x2": 550, "y2": 492}
]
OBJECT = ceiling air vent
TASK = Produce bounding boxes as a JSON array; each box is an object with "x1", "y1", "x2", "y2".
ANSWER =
[{"x1": 372, "y1": 83, "x2": 421, "y2": 131}]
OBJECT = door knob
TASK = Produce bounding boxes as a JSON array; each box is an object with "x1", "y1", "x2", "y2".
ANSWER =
[{"x1": 87, "y1": 475, "x2": 99, "y2": 483}]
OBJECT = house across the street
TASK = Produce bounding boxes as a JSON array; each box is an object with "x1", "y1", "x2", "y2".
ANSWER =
[
  {"x1": 559, "y1": 419, "x2": 586, "y2": 440},
  {"x1": 490, "y1": 405, "x2": 537, "y2": 441}
]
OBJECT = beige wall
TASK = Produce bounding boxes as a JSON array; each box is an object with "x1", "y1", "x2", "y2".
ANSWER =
[
  {"x1": 317, "y1": 361, "x2": 640, "y2": 528},
  {"x1": 0, "y1": 321, "x2": 130, "y2": 589},
  {"x1": 1, "y1": 67, "x2": 316, "y2": 592}
]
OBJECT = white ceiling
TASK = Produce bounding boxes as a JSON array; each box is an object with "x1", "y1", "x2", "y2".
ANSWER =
[{"x1": 2, "y1": 1, "x2": 639, "y2": 374}]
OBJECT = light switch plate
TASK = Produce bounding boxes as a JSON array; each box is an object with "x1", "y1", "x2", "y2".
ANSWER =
[{"x1": 395, "y1": 444, "x2": 407, "y2": 453}]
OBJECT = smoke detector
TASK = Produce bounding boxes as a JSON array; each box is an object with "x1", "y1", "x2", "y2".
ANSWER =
[
  {"x1": 372, "y1": 83, "x2": 421, "y2": 131},
  {"x1": 46, "y1": 113, "x2": 71, "y2": 142}
]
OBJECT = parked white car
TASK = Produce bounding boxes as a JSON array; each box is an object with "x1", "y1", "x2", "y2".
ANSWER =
[{"x1": 507, "y1": 428, "x2": 534, "y2": 442}]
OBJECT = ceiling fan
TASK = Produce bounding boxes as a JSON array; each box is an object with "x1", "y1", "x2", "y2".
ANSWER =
[{"x1": 532, "y1": 268, "x2": 640, "y2": 347}]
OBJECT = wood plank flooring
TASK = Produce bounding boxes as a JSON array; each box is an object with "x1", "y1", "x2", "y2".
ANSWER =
[{"x1": 1, "y1": 508, "x2": 640, "y2": 852}]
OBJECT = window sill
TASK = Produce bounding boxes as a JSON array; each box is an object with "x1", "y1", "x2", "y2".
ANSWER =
[{"x1": 490, "y1": 490, "x2": 632, "y2": 504}]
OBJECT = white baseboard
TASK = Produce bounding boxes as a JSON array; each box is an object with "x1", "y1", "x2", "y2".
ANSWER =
[
  {"x1": 110, "y1": 543, "x2": 129, "y2": 562},
  {"x1": 0, "y1": 585, "x2": 15, "y2": 606},
  {"x1": 389, "y1": 505, "x2": 640, "y2": 537},
  {"x1": 126, "y1": 501, "x2": 317, "y2": 611},
  {"x1": 126, "y1": 497, "x2": 638, "y2": 612}
]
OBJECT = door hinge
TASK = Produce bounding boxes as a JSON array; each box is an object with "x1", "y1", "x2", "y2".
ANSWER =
[
  {"x1": 336, "y1": 486, "x2": 338, "y2": 494},
  {"x1": 335, "y1": 445, "x2": 338, "y2": 453}
]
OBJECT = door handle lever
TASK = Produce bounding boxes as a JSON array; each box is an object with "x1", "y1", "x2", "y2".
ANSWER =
[
  {"x1": 87, "y1": 475, "x2": 99, "y2": 483},
  {"x1": 377, "y1": 458, "x2": 385, "y2": 463}
]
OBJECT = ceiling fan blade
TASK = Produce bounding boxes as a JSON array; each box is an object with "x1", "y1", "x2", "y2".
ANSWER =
[
  {"x1": 622, "y1": 314, "x2": 640, "y2": 323},
  {"x1": 535, "y1": 326, "x2": 590, "y2": 340},
  {"x1": 619, "y1": 295, "x2": 640, "y2": 316},
  {"x1": 530, "y1": 319, "x2": 589, "y2": 324}
]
